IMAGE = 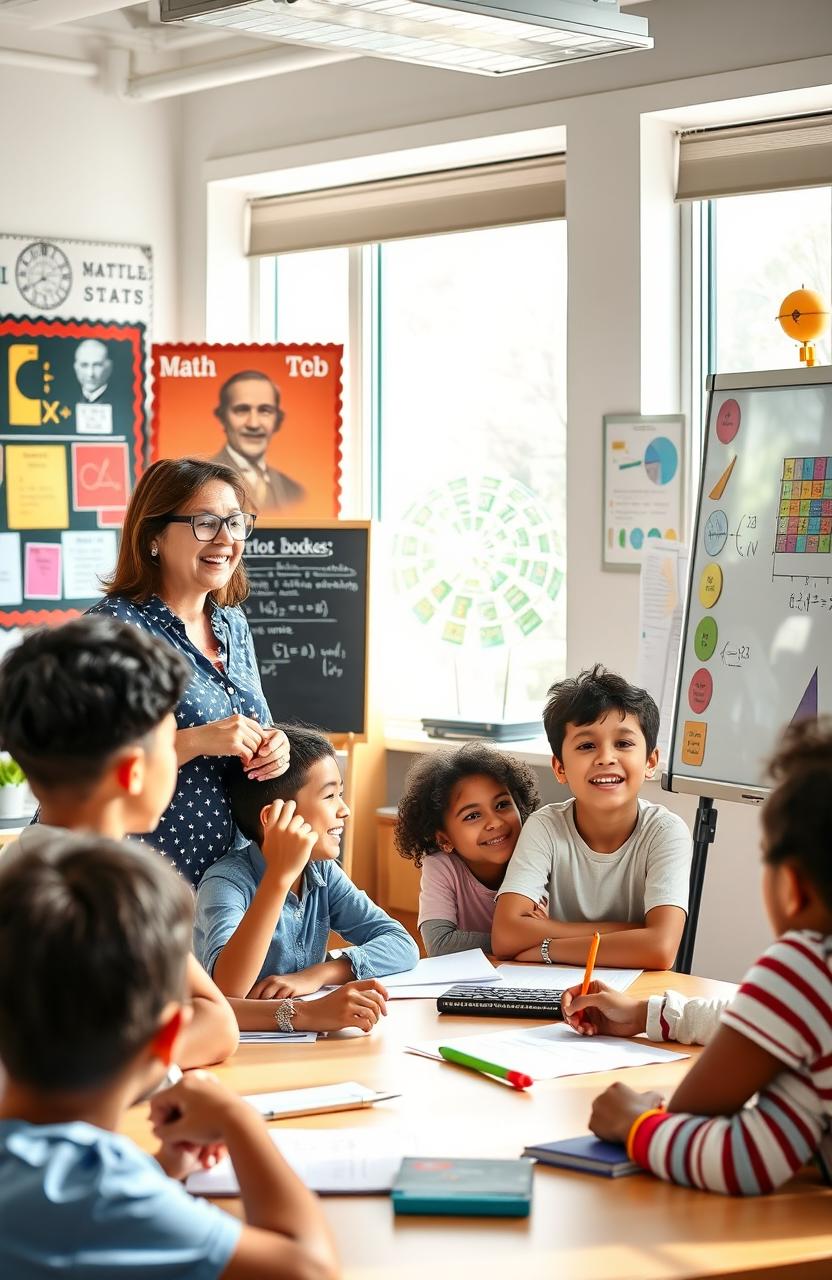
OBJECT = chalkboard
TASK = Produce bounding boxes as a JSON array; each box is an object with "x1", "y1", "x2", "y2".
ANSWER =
[
  {"x1": 242, "y1": 522, "x2": 369, "y2": 737},
  {"x1": 666, "y1": 367, "x2": 832, "y2": 804}
]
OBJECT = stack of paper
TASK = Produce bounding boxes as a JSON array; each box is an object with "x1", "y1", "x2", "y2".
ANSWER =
[
  {"x1": 381, "y1": 948, "x2": 502, "y2": 999},
  {"x1": 244, "y1": 1082, "x2": 399, "y2": 1120},
  {"x1": 188, "y1": 1126, "x2": 415, "y2": 1196},
  {"x1": 239, "y1": 1030, "x2": 318, "y2": 1044},
  {"x1": 407, "y1": 1023, "x2": 686, "y2": 1081},
  {"x1": 494, "y1": 965, "x2": 642, "y2": 992}
]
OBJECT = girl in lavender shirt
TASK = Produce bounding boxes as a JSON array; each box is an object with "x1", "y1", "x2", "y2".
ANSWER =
[{"x1": 394, "y1": 743, "x2": 541, "y2": 957}]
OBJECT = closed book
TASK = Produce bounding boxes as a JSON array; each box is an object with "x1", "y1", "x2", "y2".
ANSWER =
[
  {"x1": 522, "y1": 1136, "x2": 640, "y2": 1177},
  {"x1": 391, "y1": 1156, "x2": 533, "y2": 1217}
]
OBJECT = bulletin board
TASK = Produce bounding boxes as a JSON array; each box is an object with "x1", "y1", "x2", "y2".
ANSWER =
[
  {"x1": 0, "y1": 315, "x2": 147, "y2": 626},
  {"x1": 666, "y1": 366, "x2": 832, "y2": 802}
]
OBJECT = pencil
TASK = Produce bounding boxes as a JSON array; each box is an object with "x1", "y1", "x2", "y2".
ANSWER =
[{"x1": 581, "y1": 931, "x2": 601, "y2": 996}]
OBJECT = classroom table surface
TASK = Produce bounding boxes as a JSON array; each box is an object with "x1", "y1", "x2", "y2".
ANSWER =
[{"x1": 121, "y1": 969, "x2": 832, "y2": 1280}]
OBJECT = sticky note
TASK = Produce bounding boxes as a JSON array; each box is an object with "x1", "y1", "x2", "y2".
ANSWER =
[
  {"x1": 24, "y1": 543, "x2": 62, "y2": 600},
  {"x1": 6, "y1": 446, "x2": 69, "y2": 529},
  {"x1": 71, "y1": 442, "x2": 129, "y2": 512},
  {"x1": 681, "y1": 721, "x2": 708, "y2": 767}
]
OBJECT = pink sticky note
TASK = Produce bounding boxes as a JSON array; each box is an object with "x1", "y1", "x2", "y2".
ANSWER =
[{"x1": 24, "y1": 542, "x2": 62, "y2": 600}]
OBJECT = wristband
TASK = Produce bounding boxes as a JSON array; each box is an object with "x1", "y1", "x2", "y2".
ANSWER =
[
  {"x1": 540, "y1": 937, "x2": 553, "y2": 965},
  {"x1": 274, "y1": 998, "x2": 296, "y2": 1034},
  {"x1": 626, "y1": 1107, "x2": 666, "y2": 1161}
]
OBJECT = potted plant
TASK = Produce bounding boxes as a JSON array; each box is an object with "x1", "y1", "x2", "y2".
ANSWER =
[{"x1": 0, "y1": 757, "x2": 27, "y2": 820}]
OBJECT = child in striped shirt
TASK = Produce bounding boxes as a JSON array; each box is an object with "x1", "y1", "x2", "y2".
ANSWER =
[{"x1": 561, "y1": 717, "x2": 832, "y2": 1196}]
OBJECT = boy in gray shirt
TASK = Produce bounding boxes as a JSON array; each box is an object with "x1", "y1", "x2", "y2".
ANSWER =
[{"x1": 492, "y1": 665, "x2": 691, "y2": 969}]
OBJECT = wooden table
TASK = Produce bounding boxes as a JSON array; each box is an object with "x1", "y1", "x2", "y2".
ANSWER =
[{"x1": 122, "y1": 971, "x2": 832, "y2": 1280}]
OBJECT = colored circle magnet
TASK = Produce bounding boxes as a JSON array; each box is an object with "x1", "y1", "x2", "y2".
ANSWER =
[
  {"x1": 716, "y1": 399, "x2": 741, "y2": 444},
  {"x1": 694, "y1": 616, "x2": 718, "y2": 661},
  {"x1": 688, "y1": 668, "x2": 714, "y2": 714},
  {"x1": 703, "y1": 509, "x2": 728, "y2": 557},
  {"x1": 698, "y1": 562, "x2": 723, "y2": 608}
]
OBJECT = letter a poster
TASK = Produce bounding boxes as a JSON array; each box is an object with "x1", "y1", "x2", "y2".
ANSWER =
[{"x1": 151, "y1": 343, "x2": 343, "y2": 520}]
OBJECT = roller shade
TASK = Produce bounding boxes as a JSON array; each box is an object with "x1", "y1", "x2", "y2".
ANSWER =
[
  {"x1": 248, "y1": 154, "x2": 566, "y2": 256},
  {"x1": 677, "y1": 113, "x2": 832, "y2": 202}
]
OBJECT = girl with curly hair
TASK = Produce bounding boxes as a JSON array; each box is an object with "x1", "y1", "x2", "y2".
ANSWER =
[{"x1": 394, "y1": 742, "x2": 541, "y2": 957}]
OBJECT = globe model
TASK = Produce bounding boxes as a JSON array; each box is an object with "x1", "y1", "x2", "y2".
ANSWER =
[{"x1": 777, "y1": 287, "x2": 830, "y2": 342}]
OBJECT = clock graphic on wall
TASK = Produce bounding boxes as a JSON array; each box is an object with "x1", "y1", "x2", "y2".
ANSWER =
[{"x1": 15, "y1": 240, "x2": 73, "y2": 310}]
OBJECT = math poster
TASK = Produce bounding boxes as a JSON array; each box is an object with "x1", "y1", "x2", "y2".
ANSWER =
[
  {"x1": 603, "y1": 414, "x2": 684, "y2": 570},
  {"x1": 0, "y1": 315, "x2": 147, "y2": 626},
  {"x1": 151, "y1": 343, "x2": 343, "y2": 521}
]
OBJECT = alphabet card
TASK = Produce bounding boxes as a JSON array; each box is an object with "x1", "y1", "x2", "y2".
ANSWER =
[
  {"x1": 150, "y1": 343, "x2": 343, "y2": 520},
  {"x1": 0, "y1": 315, "x2": 147, "y2": 626}
]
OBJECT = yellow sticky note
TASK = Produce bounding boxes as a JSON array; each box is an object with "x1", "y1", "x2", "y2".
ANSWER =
[
  {"x1": 681, "y1": 720, "x2": 708, "y2": 767},
  {"x1": 6, "y1": 445, "x2": 69, "y2": 529},
  {"x1": 698, "y1": 562, "x2": 723, "y2": 608}
]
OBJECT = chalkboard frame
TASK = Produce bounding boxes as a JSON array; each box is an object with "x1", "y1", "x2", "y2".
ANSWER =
[
  {"x1": 242, "y1": 519, "x2": 371, "y2": 741},
  {"x1": 665, "y1": 365, "x2": 832, "y2": 805}
]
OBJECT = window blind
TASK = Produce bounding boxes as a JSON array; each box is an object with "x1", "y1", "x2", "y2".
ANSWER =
[
  {"x1": 676, "y1": 113, "x2": 832, "y2": 202},
  {"x1": 247, "y1": 154, "x2": 566, "y2": 256}
]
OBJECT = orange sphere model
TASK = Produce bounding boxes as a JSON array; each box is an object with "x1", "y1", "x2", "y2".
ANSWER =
[{"x1": 776, "y1": 287, "x2": 830, "y2": 367}]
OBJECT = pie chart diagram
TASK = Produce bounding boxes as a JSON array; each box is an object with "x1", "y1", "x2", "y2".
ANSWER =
[
  {"x1": 703, "y1": 509, "x2": 729, "y2": 556},
  {"x1": 644, "y1": 436, "x2": 678, "y2": 486}
]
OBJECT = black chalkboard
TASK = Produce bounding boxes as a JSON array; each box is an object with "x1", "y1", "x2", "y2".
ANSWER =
[{"x1": 241, "y1": 523, "x2": 369, "y2": 737}]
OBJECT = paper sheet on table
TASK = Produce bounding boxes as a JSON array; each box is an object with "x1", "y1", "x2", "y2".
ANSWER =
[
  {"x1": 407, "y1": 1024, "x2": 686, "y2": 1081},
  {"x1": 495, "y1": 965, "x2": 642, "y2": 992},
  {"x1": 187, "y1": 1127, "x2": 415, "y2": 1196},
  {"x1": 635, "y1": 539, "x2": 689, "y2": 767},
  {"x1": 239, "y1": 1030, "x2": 318, "y2": 1044},
  {"x1": 383, "y1": 948, "x2": 500, "y2": 988}
]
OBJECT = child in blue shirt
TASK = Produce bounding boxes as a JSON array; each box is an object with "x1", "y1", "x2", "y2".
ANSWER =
[
  {"x1": 195, "y1": 726, "x2": 419, "y2": 1035},
  {"x1": 0, "y1": 830, "x2": 338, "y2": 1280}
]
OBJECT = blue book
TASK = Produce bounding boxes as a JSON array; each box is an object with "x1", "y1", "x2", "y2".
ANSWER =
[
  {"x1": 391, "y1": 1157, "x2": 533, "y2": 1217},
  {"x1": 522, "y1": 1136, "x2": 640, "y2": 1178}
]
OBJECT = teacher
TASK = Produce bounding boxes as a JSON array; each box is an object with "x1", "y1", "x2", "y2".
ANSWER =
[{"x1": 90, "y1": 457, "x2": 289, "y2": 886}]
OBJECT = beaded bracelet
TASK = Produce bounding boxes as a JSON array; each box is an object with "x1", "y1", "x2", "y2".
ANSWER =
[{"x1": 626, "y1": 1107, "x2": 666, "y2": 1161}]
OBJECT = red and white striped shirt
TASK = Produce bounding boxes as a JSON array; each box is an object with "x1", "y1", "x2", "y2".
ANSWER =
[{"x1": 633, "y1": 930, "x2": 832, "y2": 1195}]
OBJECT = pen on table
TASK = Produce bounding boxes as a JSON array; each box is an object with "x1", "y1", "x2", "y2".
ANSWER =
[
  {"x1": 438, "y1": 1046, "x2": 533, "y2": 1091},
  {"x1": 260, "y1": 1092, "x2": 401, "y2": 1120},
  {"x1": 581, "y1": 930, "x2": 602, "y2": 996}
]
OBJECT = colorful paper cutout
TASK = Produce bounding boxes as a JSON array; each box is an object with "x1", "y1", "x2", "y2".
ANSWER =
[
  {"x1": 6, "y1": 445, "x2": 69, "y2": 529},
  {"x1": 681, "y1": 720, "x2": 708, "y2": 767}
]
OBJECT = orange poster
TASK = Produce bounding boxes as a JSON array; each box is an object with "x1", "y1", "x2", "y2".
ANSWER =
[{"x1": 150, "y1": 343, "x2": 342, "y2": 519}]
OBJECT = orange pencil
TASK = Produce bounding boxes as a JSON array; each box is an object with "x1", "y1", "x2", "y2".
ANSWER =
[{"x1": 580, "y1": 931, "x2": 601, "y2": 996}]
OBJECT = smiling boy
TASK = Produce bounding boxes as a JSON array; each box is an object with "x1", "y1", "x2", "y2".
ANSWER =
[{"x1": 491, "y1": 665, "x2": 692, "y2": 969}]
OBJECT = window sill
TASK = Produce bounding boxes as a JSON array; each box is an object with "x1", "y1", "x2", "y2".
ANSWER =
[{"x1": 384, "y1": 721, "x2": 553, "y2": 767}]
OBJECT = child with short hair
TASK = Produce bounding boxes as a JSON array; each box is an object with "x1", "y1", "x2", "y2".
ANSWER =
[
  {"x1": 0, "y1": 616, "x2": 239, "y2": 1068},
  {"x1": 394, "y1": 741, "x2": 540, "y2": 956},
  {"x1": 195, "y1": 726, "x2": 419, "y2": 1035},
  {"x1": 0, "y1": 831, "x2": 339, "y2": 1278},
  {"x1": 564, "y1": 717, "x2": 832, "y2": 1196},
  {"x1": 492, "y1": 664, "x2": 692, "y2": 968}
]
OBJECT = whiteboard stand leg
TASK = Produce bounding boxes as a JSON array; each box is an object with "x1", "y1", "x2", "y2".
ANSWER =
[{"x1": 675, "y1": 796, "x2": 718, "y2": 975}]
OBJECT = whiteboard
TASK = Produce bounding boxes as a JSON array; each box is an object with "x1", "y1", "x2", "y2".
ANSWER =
[{"x1": 666, "y1": 367, "x2": 832, "y2": 804}]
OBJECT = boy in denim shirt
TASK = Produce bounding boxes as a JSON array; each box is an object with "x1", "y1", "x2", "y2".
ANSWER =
[{"x1": 195, "y1": 726, "x2": 418, "y2": 1035}]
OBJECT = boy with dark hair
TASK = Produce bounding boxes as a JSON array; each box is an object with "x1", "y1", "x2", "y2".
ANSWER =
[
  {"x1": 0, "y1": 832, "x2": 338, "y2": 1277},
  {"x1": 195, "y1": 726, "x2": 419, "y2": 1036},
  {"x1": 492, "y1": 664, "x2": 692, "y2": 967},
  {"x1": 0, "y1": 616, "x2": 239, "y2": 1067},
  {"x1": 564, "y1": 717, "x2": 832, "y2": 1196}
]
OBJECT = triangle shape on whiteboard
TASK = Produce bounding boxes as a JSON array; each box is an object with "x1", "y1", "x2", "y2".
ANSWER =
[
  {"x1": 791, "y1": 668, "x2": 818, "y2": 725},
  {"x1": 709, "y1": 455, "x2": 737, "y2": 500}
]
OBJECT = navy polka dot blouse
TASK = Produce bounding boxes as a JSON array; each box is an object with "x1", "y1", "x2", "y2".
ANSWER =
[{"x1": 88, "y1": 594, "x2": 272, "y2": 886}]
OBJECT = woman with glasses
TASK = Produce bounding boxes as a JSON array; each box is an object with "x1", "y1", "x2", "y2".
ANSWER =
[{"x1": 89, "y1": 457, "x2": 290, "y2": 886}]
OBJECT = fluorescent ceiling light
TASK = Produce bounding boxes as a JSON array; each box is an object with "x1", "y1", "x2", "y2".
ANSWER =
[{"x1": 161, "y1": 0, "x2": 652, "y2": 77}]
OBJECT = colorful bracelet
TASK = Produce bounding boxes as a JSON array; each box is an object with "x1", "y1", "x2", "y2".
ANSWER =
[{"x1": 626, "y1": 1107, "x2": 666, "y2": 1161}]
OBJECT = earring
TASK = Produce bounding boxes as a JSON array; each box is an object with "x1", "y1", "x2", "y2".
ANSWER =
[{"x1": 151, "y1": 545, "x2": 158, "y2": 557}]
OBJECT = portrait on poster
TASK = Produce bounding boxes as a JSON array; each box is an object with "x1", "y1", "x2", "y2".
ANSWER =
[{"x1": 151, "y1": 343, "x2": 343, "y2": 520}]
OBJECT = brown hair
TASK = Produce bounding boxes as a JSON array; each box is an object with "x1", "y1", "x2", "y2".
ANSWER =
[
  {"x1": 103, "y1": 457, "x2": 251, "y2": 606},
  {"x1": 762, "y1": 717, "x2": 832, "y2": 910}
]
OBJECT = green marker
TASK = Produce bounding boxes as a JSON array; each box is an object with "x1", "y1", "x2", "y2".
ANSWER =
[{"x1": 438, "y1": 1046, "x2": 533, "y2": 1090}]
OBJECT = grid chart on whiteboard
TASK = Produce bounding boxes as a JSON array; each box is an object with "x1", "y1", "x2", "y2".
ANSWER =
[{"x1": 776, "y1": 456, "x2": 832, "y2": 554}]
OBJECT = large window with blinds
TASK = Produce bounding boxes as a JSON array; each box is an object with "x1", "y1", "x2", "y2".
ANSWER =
[{"x1": 256, "y1": 158, "x2": 567, "y2": 725}]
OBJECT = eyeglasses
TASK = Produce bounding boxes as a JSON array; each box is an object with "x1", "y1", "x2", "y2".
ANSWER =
[{"x1": 163, "y1": 512, "x2": 256, "y2": 542}]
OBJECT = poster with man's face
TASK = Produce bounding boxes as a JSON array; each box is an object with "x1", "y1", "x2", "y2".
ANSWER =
[{"x1": 151, "y1": 343, "x2": 342, "y2": 519}]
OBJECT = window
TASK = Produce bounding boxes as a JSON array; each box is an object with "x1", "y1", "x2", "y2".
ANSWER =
[
  {"x1": 706, "y1": 187, "x2": 832, "y2": 375},
  {"x1": 263, "y1": 218, "x2": 567, "y2": 725}
]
